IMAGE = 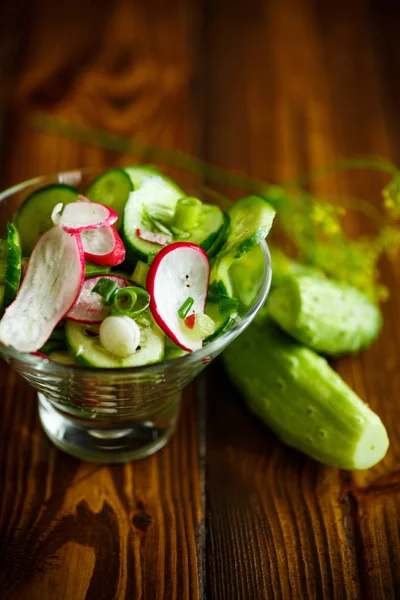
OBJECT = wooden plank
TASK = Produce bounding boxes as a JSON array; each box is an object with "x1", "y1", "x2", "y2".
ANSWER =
[
  {"x1": 203, "y1": 0, "x2": 400, "y2": 597},
  {"x1": 0, "y1": 1, "x2": 204, "y2": 598}
]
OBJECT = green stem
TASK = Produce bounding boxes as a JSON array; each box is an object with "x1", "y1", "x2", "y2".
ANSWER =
[
  {"x1": 174, "y1": 197, "x2": 202, "y2": 230},
  {"x1": 29, "y1": 113, "x2": 271, "y2": 196}
]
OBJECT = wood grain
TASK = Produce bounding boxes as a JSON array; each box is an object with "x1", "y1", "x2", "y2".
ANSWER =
[
  {"x1": 203, "y1": 0, "x2": 400, "y2": 598},
  {"x1": 1, "y1": 0, "x2": 400, "y2": 598},
  {"x1": 0, "y1": 1, "x2": 204, "y2": 599}
]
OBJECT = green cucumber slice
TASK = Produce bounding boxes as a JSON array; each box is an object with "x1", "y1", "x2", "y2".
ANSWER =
[
  {"x1": 205, "y1": 301, "x2": 238, "y2": 342},
  {"x1": 123, "y1": 164, "x2": 168, "y2": 188},
  {"x1": 205, "y1": 212, "x2": 230, "y2": 259},
  {"x1": 65, "y1": 315, "x2": 165, "y2": 368},
  {"x1": 16, "y1": 183, "x2": 79, "y2": 254},
  {"x1": 123, "y1": 175, "x2": 225, "y2": 262},
  {"x1": 48, "y1": 350, "x2": 76, "y2": 365},
  {"x1": 229, "y1": 243, "x2": 264, "y2": 306},
  {"x1": 210, "y1": 195, "x2": 275, "y2": 296},
  {"x1": 85, "y1": 168, "x2": 133, "y2": 229},
  {"x1": 123, "y1": 175, "x2": 184, "y2": 261},
  {"x1": 3, "y1": 223, "x2": 22, "y2": 308},
  {"x1": 0, "y1": 260, "x2": 6, "y2": 284}
]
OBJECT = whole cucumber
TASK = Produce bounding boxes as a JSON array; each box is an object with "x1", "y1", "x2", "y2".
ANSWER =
[
  {"x1": 268, "y1": 275, "x2": 382, "y2": 355},
  {"x1": 223, "y1": 318, "x2": 389, "y2": 469}
]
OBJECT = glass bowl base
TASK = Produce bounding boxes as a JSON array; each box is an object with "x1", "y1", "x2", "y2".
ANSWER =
[{"x1": 38, "y1": 393, "x2": 179, "y2": 463}]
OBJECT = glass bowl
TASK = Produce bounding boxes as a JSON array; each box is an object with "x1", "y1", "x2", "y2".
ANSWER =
[{"x1": 0, "y1": 168, "x2": 272, "y2": 462}]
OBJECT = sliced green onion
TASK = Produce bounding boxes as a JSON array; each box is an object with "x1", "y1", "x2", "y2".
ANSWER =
[
  {"x1": 178, "y1": 296, "x2": 194, "y2": 319},
  {"x1": 174, "y1": 197, "x2": 202, "y2": 230},
  {"x1": 148, "y1": 252, "x2": 157, "y2": 265},
  {"x1": 111, "y1": 286, "x2": 150, "y2": 319},
  {"x1": 111, "y1": 287, "x2": 137, "y2": 314},
  {"x1": 92, "y1": 277, "x2": 119, "y2": 305},
  {"x1": 132, "y1": 261, "x2": 149, "y2": 287},
  {"x1": 143, "y1": 208, "x2": 173, "y2": 236},
  {"x1": 0, "y1": 286, "x2": 4, "y2": 306},
  {"x1": 219, "y1": 297, "x2": 239, "y2": 313}
]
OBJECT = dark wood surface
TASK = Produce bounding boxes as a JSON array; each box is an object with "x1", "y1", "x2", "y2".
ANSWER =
[{"x1": 0, "y1": 0, "x2": 399, "y2": 598}]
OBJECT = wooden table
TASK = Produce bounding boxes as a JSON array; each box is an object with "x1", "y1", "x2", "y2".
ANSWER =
[{"x1": 0, "y1": 0, "x2": 399, "y2": 598}]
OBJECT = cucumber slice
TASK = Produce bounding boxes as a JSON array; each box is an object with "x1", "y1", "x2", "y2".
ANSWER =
[
  {"x1": 3, "y1": 223, "x2": 22, "y2": 308},
  {"x1": 229, "y1": 243, "x2": 264, "y2": 307},
  {"x1": 123, "y1": 175, "x2": 184, "y2": 261},
  {"x1": 204, "y1": 301, "x2": 238, "y2": 342},
  {"x1": 16, "y1": 184, "x2": 79, "y2": 254},
  {"x1": 0, "y1": 260, "x2": 6, "y2": 284},
  {"x1": 185, "y1": 204, "x2": 225, "y2": 253},
  {"x1": 205, "y1": 213, "x2": 230, "y2": 259},
  {"x1": 85, "y1": 168, "x2": 133, "y2": 229},
  {"x1": 123, "y1": 175, "x2": 225, "y2": 263},
  {"x1": 123, "y1": 164, "x2": 168, "y2": 188},
  {"x1": 65, "y1": 315, "x2": 165, "y2": 368},
  {"x1": 48, "y1": 350, "x2": 76, "y2": 365},
  {"x1": 210, "y1": 195, "x2": 275, "y2": 296}
]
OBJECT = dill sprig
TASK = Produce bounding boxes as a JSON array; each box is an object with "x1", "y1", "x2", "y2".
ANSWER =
[{"x1": 29, "y1": 113, "x2": 400, "y2": 302}]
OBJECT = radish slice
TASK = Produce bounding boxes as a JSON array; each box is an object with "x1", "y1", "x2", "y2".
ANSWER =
[
  {"x1": 0, "y1": 227, "x2": 84, "y2": 353},
  {"x1": 136, "y1": 229, "x2": 171, "y2": 246},
  {"x1": 66, "y1": 275, "x2": 131, "y2": 323},
  {"x1": 146, "y1": 242, "x2": 210, "y2": 352},
  {"x1": 51, "y1": 201, "x2": 118, "y2": 233},
  {"x1": 81, "y1": 226, "x2": 126, "y2": 266}
]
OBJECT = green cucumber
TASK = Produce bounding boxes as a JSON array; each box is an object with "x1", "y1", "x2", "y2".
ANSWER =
[
  {"x1": 0, "y1": 260, "x2": 6, "y2": 284},
  {"x1": 229, "y1": 243, "x2": 265, "y2": 306},
  {"x1": 122, "y1": 173, "x2": 225, "y2": 262},
  {"x1": 3, "y1": 223, "x2": 22, "y2": 308},
  {"x1": 85, "y1": 168, "x2": 133, "y2": 229},
  {"x1": 223, "y1": 318, "x2": 389, "y2": 470},
  {"x1": 269, "y1": 247, "x2": 324, "y2": 290},
  {"x1": 16, "y1": 184, "x2": 79, "y2": 254},
  {"x1": 205, "y1": 301, "x2": 238, "y2": 342},
  {"x1": 65, "y1": 315, "x2": 165, "y2": 368},
  {"x1": 122, "y1": 175, "x2": 184, "y2": 261},
  {"x1": 210, "y1": 195, "x2": 275, "y2": 296},
  {"x1": 123, "y1": 164, "x2": 169, "y2": 188},
  {"x1": 268, "y1": 275, "x2": 382, "y2": 355},
  {"x1": 164, "y1": 337, "x2": 188, "y2": 360},
  {"x1": 48, "y1": 350, "x2": 76, "y2": 365},
  {"x1": 204, "y1": 212, "x2": 230, "y2": 259}
]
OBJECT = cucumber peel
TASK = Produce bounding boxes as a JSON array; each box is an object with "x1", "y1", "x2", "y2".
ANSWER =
[
  {"x1": 16, "y1": 183, "x2": 79, "y2": 254},
  {"x1": 85, "y1": 168, "x2": 133, "y2": 229},
  {"x1": 223, "y1": 318, "x2": 389, "y2": 470},
  {"x1": 268, "y1": 275, "x2": 382, "y2": 355},
  {"x1": 1, "y1": 223, "x2": 22, "y2": 310},
  {"x1": 210, "y1": 195, "x2": 275, "y2": 296}
]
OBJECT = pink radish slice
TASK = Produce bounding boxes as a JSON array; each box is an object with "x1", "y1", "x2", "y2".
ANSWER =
[
  {"x1": 0, "y1": 227, "x2": 84, "y2": 353},
  {"x1": 31, "y1": 351, "x2": 50, "y2": 359},
  {"x1": 81, "y1": 226, "x2": 126, "y2": 266},
  {"x1": 136, "y1": 229, "x2": 171, "y2": 246},
  {"x1": 146, "y1": 242, "x2": 210, "y2": 352},
  {"x1": 66, "y1": 275, "x2": 131, "y2": 323},
  {"x1": 51, "y1": 201, "x2": 118, "y2": 233}
]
